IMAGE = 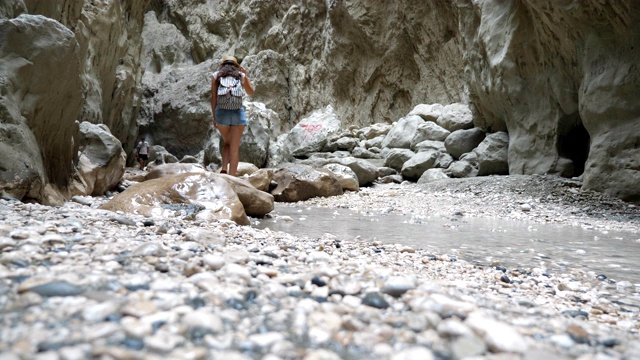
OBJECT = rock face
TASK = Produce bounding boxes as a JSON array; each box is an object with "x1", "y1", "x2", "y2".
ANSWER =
[
  {"x1": 1, "y1": 1, "x2": 639, "y2": 203},
  {"x1": 459, "y1": 1, "x2": 640, "y2": 201},
  {"x1": 0, "y1": 15, "x2": 82, "y2": 204},
  {"x1": 147, "y1": 1, "x2": 465, "y2": 129}
]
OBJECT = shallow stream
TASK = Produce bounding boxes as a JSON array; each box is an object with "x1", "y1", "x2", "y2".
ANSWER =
[{"x1": 254, "y1": 204, "x2": 640, "y2": 286}]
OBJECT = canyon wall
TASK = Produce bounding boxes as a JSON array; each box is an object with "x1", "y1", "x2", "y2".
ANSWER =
[
  {"x1": 459, "y1": 1, "x2": 640, "y2": 201},
  {"x1": 1, "y1": 0, "x2": 638, "y2": 203}
]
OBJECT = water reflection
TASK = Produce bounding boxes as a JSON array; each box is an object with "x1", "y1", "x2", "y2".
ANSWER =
[{"x1": 254, "y1": 204, "x2": 640, "y2": 285}]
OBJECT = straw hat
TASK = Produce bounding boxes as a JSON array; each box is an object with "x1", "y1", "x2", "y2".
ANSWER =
[{"x1": 220, "y1": 55, "x2": 239, "y2": 66}]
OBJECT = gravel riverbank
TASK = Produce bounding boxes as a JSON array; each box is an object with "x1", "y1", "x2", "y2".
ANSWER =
[{"x1": 0, "y1": 174, "x2": 639, "y2": 359}]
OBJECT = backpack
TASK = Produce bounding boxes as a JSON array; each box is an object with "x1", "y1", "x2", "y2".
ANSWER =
[{"x1": 217, "y1": 75, "x2": 244, "y2": 110}]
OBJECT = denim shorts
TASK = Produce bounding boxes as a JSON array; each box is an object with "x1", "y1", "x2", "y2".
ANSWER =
[{"x1": 215, "y1": 107, "x2": 247, "y2": 126}]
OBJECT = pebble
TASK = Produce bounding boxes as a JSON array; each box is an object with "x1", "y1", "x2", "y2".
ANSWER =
[{"x1": 0, "y1": 179, "x2": 638, "y2": 360}]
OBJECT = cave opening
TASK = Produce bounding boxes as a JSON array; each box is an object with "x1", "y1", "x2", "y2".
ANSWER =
[{"x1": 557, "y1": 121, "x2": 590, "y2": 177}]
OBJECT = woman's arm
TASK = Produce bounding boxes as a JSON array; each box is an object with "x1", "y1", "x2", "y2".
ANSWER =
[
  {"x1": 239, "y1": 67, "x2": 254, "y2": 96},
  {"x1": 211, "y1": 74, "x2": 218, "y2": 127}
]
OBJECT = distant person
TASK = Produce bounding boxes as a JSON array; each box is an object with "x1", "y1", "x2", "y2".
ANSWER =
[
  {"x1": 136, "y1": 137, "x2": 150, "y2": 170},
  {"x1": 211, "y1": 55, "x2": 254, "y2": 176}
]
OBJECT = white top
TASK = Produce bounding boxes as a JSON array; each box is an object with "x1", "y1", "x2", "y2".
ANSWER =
[
  {"x1": 213, "y1": 71, "x2": 245, "y2": 84},
  {"x1": 137, "y1": 141, "x2": 149, "y2": 155}
]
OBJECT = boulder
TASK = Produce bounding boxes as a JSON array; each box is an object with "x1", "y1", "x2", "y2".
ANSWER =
[
  {"x1": 239, "y1": 102, "x2": 278, "y2": 168},
  {"x1": 417, "y1": 168, "x2": 449, "y2": 184},
  {"x1": 364, "y1": 135, "x2": 385, "y2": 150},
  {"x1": 271, "y1": 163, "x2": 343, "y2": 202},
  {"x1": 357, "y1": 123, "x2": 393, "y2": 140},
  {"x1": 267, "y1": 134, "x2": 293, "y2": 168},
  {"x1": 286, "y1": 105, "x2": 342, "y2": 157},
  {"x1": 72, "y1": 122, "x2": 126, "y2": 196},
  {"x1": 219, "y1": 175, "x2": 274, "y2": 217},
  {"x1": 236, "y1": 162, "x2": 260, "y2": 176},
  {"x1": 247, "y1": 169, "x2": 273, "y2": 192},
  {"x1": 383, "y1": 148, "x2": 415, "y2": 172},
  {"x1": 326, "y1": 157, "x2": 379, "y2": 186},
  {"x1": 408, "y1": 104, "x2": 444, "y2": 122},
  {"x1": 414, "y1": 140, "x2": 446, "y2": 153},
  {"x1": 449, "y1": 161, "x2": 478, "y2": 178},
  {"x1": 444, "y1": 128, "x2": 486, "y2": 160},
  {"x1": 380, "y1": 115, "x2": 424, "y2": 149},
  {"x1": 411, "y1": 121, "x2": 451, "y2": 147},
  {"x1": 401, "y1": 150, "x2": 439, "y2": 180},
  {"x1": 473, "y1": 132, "x2": 510, "y2": 176},
  {"x1": 100, "y1": 172, "x2": 250, "y2": 225},
  {"x1": 351, "y1": 147, "x2": 380, "y2": 160},
  {"x1": 325, "y1": 136, "x2": 358, "y2": 152},
  {"x1": 144, "y1": 163, "x2": 206, "y2": 181},
  {"x1": 323, "y1": 163, "x2": 360, "y2": 192},
  {"x1": 146, "y1": 145, "x2": 179, "y2": 167},
  {"x1": 435, "y1": 152, "x2": 455, "y2": 169},
  {"x1": 437, "y1": 103, "x2": 474, "y2": 132}
]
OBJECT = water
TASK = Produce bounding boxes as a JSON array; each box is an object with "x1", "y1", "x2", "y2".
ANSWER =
[{"x1": 254, "y1": 204, "x2": 640, "y2": 285}]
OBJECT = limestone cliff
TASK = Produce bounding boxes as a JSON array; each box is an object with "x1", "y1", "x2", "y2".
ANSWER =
[
  {"x1": 1, "y1": 0, "x2": 639, "y2": 204},
  {"x1": 459, "y1": 1, "x2": 640, "y2": 201}
]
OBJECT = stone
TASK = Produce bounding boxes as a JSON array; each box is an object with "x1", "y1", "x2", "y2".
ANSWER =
[
  {"x1": 322, "y1": 164, "x2": 360, "y2": 192},
  {"x1": 381, "y1": 115, "x2": 425, "y2": 149},
  {"x1": 383, "y1": 148, "x2": 415, "y2": 172},
  {"x1": 401, "y1": 150, "x2": 439, "y2": 180},
  {"x1": 437, "y1": 103, "x2": 474, "y2": 132},
  {"x1": 413, "y1": 140, "x2": 446, "y2": 153},
  {"x1": 100, "y1": 172, "x2": 250, "y2": 225},
  {"x1": 444, "y1": 128, "x2": 486, "y2": 160},
  {"x1": 473, "y1": 131, "x2": 510, "y2": 176},
  {"x1": 411, "y1": 121, "x2": 451, "y2": 147},
  {"x1": 246, "y1": 168, "x2": 273, "y2": 192},
  {"x1": 391, "y1": 347, "x2": 435, "y2": 360},
  {"x1": 465, "y1": 312, "x2": 528, "y2": 353},
  {"x1": 408, "y1": 103, "x2": 444, "y2": 122},
  {"x1": 417, "y1": 168, "x2": 449, "y2": 184},
  {"x1": 70, "y1": 122, "x2": 126, "y2": 197},
  {"x1": 448, "y1": 161, "x2": 478, "y2": 178},
  {"x1": 357, "y1": 123, "x2": 393, "y2": 140},
  {"x1": 362, "y1": 292, "x2": 390, "y2": 309},
  {"x1": 286, "y1": 105, "x2": 342, "y2": 157},
  {"x1": 220, "y1": 174, "x2": 275, "y2": 217},
  {"x1": 270, "y1": 163, "x2": 343, "y2": 202},
  {"x1": 381, "y1": 276, "x2": 417, "y2": 298},
  {"x1": 321, "y1": 157, "x2": 379, "y2": 186},
  {"x1": 19, "y1": 281, "x2": 84, "y2": 297}
]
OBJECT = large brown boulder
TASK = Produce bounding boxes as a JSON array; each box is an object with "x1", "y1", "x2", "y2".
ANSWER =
[
  {"x1": 219, "y1": 175, "x2": 274, "y2": 218},
  {"x1": 271, "y1": 163, "x2": 343, "y2": 202},
  {"x1": 100, "y1": 172, "x2": 250, "y2": 225}
]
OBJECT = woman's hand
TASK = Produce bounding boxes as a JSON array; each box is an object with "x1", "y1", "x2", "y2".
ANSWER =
[
  {"x1": 239, "y1": 66, "x2": 247, "y2": 74},
  {"x1": 213, "y1": 117, "x2": 218, "y2": 129}
]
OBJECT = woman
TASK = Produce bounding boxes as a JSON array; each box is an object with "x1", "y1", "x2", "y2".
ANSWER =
[{"x1": 211, "y1": 55, "x2": 254, "y2": 175}]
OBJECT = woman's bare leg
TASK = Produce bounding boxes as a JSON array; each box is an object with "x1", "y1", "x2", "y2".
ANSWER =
[
  {"x1": 228, "y1": 125, "x2": 245, "y2": 176},
  {"x1": 217, "y1": 125, "x2": 231, "y2": 173}
]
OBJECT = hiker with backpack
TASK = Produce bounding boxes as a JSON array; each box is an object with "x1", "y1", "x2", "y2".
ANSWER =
[{"x1": 211, "y1": 55, "x2": 254, "y2": 176}]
